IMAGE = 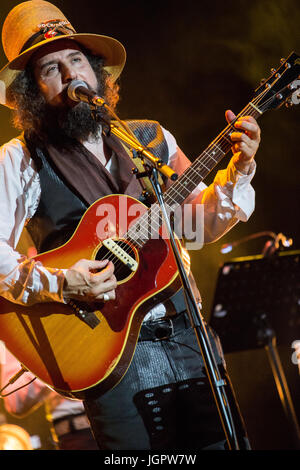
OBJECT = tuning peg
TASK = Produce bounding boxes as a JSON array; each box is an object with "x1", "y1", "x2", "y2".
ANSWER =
[
  {"x1": 280, "y1": 58, "x2": 286, "y2": 64},
  {"x1": 270, "y1": 68, "x2": 276, "y2": 74},
  {"x1": 287, "y1": 81, "x2": 300, "y2": 90},
  {"x1": 285, "y1": 99, "x2": 293, "y2": 108},
  {"x1": 260, "y1": 78, "x2": 267, "y2": 85}
]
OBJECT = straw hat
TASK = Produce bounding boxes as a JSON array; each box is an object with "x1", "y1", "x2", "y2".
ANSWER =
[{"x1": 0, "y1": 0, "x2": 126, "y2": 107}]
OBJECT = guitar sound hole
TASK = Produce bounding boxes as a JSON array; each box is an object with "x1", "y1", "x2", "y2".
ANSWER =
[{"x1": 95, "y1": 240, "x2": 137, "y2": 282}]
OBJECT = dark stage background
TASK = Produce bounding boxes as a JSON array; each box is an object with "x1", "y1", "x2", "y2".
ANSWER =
[{"x1": 0, "y1": 0, "x2": 299, "y2": 450}]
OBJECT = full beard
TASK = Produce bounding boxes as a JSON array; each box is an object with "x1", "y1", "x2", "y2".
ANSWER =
[
  {"x1": 35, "y1": 86, "x2": 109, "y2": 146},
  {"x1": 42, "y1": 102, "x2": 106, "y2": 145},
  {"x1": 54, "y1": 101, "x2": 103, "y2": 142}
]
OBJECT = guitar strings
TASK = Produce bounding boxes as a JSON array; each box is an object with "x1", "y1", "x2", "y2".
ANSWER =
[
  {"x1": 163, "y1": 82, "x2": 287, "y2": 210},
  {"x1": 108, "y1": 78, "x2": 291, "y2": 278},
  {"x1": 126, "y1": 99, "x2": 261, "y2": 240},
  {"x1": 127, "y1": 80, "x2": 285, "y2": 246},
  {"x1": 136, "y1": 84, "x2": 275, "y2": 237},
  {"x1": 100, "y1": 99, "x2": 262, "y2": 275},
  {"x1": 97, "y1": 86, "x2": 273, "y2": 276}
]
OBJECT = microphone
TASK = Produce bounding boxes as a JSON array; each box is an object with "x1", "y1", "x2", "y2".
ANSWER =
[
  {"x1": 67, "y1": 80, "x2": 105, "y2": 107},
  {"x1": 67, "y1": 80, "x2": 179, "y2": 183}
]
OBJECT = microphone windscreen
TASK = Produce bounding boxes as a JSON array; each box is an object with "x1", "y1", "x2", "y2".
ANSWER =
[{"x1": 67, "y1": 80, "x2": 89, "y2": 101}]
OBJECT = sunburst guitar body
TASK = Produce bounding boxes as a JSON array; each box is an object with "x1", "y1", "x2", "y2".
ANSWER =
[{"x1": 0, "y1": 195, "x2": 184, "y2": 399}]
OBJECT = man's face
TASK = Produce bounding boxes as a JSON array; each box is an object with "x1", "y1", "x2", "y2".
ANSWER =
[{"x1": 31, "y1": 39, "x2": 98, "y2": 107}]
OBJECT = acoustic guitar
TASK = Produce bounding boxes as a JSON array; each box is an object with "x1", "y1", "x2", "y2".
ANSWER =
[{"x1": 0, "y1": 53, "x2": 299, "y2": 399}]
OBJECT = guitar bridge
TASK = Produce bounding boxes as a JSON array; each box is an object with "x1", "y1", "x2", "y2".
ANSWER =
[{"x1": 68, "y1": 300, "x2": 100, "y2": 329}]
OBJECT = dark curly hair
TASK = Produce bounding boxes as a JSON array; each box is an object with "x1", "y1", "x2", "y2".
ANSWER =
[{"x1": 7, "y1": 48, "x2": 120, "y2": 144}]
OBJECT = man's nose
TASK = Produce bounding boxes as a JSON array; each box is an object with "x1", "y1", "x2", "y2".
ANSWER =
[{"x1": 61, "y1": 64, "x2": 77, "y2": 83}]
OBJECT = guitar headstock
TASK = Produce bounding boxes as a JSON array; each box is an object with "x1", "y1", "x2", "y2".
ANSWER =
[{"x1": 252, "y1": 52, "x2": 300, "y2": 113}]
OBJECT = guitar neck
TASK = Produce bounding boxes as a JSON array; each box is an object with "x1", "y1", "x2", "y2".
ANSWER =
[
  {"x1": 163, "y1": 102, "x2": 262, "y2": 208},
  {"x1": 126, "y1": 101, "x2": 263, "y2": 247}
]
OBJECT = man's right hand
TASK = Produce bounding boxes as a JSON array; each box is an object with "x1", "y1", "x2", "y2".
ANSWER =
[{"x1": 63, "y1": 259, "x2": 117, "y2": 302}]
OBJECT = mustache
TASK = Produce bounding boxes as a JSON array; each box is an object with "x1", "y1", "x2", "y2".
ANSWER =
[{"x1": 51, "y1": 86, "x2": 77, "y2": 110}]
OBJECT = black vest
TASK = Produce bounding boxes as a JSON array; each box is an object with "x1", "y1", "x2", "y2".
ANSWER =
[
  {"x1": 25, "y1": 120, "x2": 168, "y2": 252},
  {"x1": 25, "y1": 120, "x2": 188, "y2": 314}
]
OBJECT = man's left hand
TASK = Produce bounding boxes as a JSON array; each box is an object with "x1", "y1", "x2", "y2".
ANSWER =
[{"x1": 225, "y1": 109, "x2": 261, "y2": 174}]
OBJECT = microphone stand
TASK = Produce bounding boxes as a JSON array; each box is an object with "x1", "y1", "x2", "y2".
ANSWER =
[
  {"x1": 90, "y1": 102, "x2": 240, "y2": 450},
  {"x1": 148, "y1": 168, "x2": 240, "y2": 451}
]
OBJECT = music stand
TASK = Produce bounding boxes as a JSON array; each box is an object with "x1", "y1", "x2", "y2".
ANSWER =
[{"x1": 209, "y1": 249, "x2": 300, "y2": 448}]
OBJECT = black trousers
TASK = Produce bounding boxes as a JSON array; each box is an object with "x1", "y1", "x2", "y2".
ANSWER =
[{"x1": 83, "y1": 314, "x2": 250, "y2": 450}]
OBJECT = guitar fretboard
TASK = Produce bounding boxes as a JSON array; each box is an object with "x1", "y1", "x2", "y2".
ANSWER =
[
  {"x1": 126, "y1": 102, "x2": 262, "y2": 247},
  {"x1": 163, "y1": 104, "x2": 261, "y2": 208}
]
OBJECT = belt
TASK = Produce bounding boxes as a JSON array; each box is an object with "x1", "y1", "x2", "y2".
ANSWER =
[
  {"x1": 53, "y1": 413, "x2": 91, "y2": 437},
  {"x1": 139, "y1": 312, "x2": 191, "y2": 342}
]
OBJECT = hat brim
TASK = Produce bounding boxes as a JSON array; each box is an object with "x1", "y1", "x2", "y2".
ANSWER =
[{"x1": 0, "y1": 32, "x2": 126, "y2": 108}]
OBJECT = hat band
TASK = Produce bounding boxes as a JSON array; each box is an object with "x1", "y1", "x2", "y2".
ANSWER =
[{"x1": 19, "y1": 22, "x2": 76, "y2": 55}]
